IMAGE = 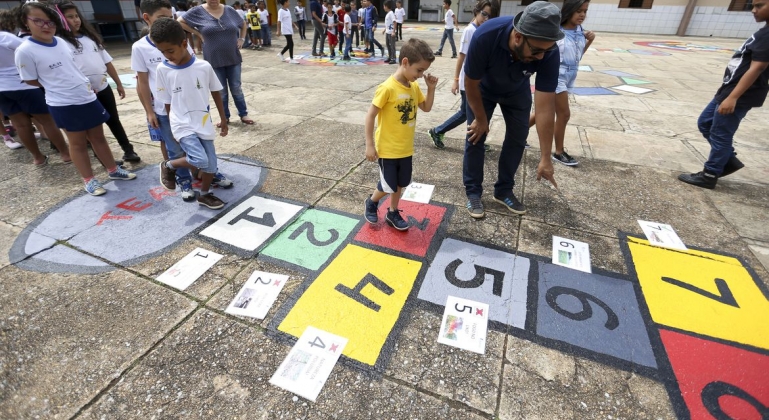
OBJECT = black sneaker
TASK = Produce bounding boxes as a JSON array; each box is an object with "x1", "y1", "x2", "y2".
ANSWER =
[
  {"x1": 364, "y1": 197, "x2": 378, "y2": 224},
  {"x1": 123, "y1": 151, "x2": 141, "y2": 163},
  {"x1": 451, "y1": 54, "x2": 457, "y2": 58},
  {"x1": 385, "y1": 209, "x2": 409, "y2": 231},
  {"x1": 552, "y1": 151, "x2": 578, "y2": 166},
  {"x1": 721, "y1": 155, "x2": 744, "y2": 177},
  {"x1": 434, "y1": 50, "x2": 442, "y2": 56},
  {"x1": 678, "y1": 170, "x2": 717, "y2": 189},
  {"x1": 380, "y1": 48, "x2": 385, "y2": 57},
  {"x1": 494, "y1": 194, "x2": 527, "y2": 215},
  {"x1": 466, "y1": 196, "x2": 485, "y2": 219},
  {"x1": 428, "y1": 128, "x2": 445, "y2": 149},
  {"x1": 197, "y1": 192, "x2": 225, "y2": 209}
]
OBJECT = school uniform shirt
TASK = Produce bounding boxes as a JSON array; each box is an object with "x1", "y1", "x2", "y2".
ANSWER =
[
  {"x1": 259, "y1": 9, "x2": 270, "y2": 25},
  {"x1": 444, "y1": 8, "x2": 455, "y2": 30},
  {"x1": 15, "y1": 36, "x2": 95, "y2": 106},
  {"x1": 332, "y1": 5, "x2": 340, "y2": 13},
  {"x1": 394, "y1": 7, "x2": 405, "y2": 23},
  {"x1": 0, "y1": 32, "x2": 37, "y2": 93},
  {"x1": 155, "y1": 56, "x2": 224, "y2": 141},
  {"x1": 323, "y1": 13, "x2": 338, "y2": 35},
  {"x1": 247, "y1": 11, "x2": 261, "y2": 30},
  {"x1": 715, "y1": 26, "x2": 769, "y2": 108},
  {"x1": 557, "y1": 25, "x2": 586, "y2": 67},
  {"x1": 236, "y1": 8, "x2": 247, "y2": 21},
  {"x1": 349, "y1": 9, "x2": 359, "y2": 24},
  {"x1": 458, "y1": 22, "x2": 477, "y2": 91},
  {"x1": 385, "y1": 11, "x2": 395, "y2": 35},
  {"x1": 278, "y1": 8, "x2": 293, "y2": 35},
  {"x1": 343, "y1": 14, "x2": 352, "y2": 36},
  {"x1": 372, "y1": 76, "x2": 425, "y2": 159},
  {"x1": 294, "y1": 6, "x2": 305, "y2": 20},
  {"x1": 70, "y1": 35, "x2": 112, "y2": 93},
  {"x1": 131, "y1": 35, "x2": 195, "y2": 116}
]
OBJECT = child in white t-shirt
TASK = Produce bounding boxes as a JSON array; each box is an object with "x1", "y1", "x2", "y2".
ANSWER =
[
  {"x1": 382, "y1": 0, "x2": 396, "y2": 64},
  {"x1": 434, "y1": 0, "x2": 457, "y2": 58},
  {"x1": 342, "y1": 4, "x2": 353, "y2": 60},
  {"x1": 15, "y1": 2, "x2": 135, "y2": 196},
  {"x1": 323, "y1": 7, "x2": 339, "y2": 58},
  {"x1": 58, "y1": 0, "x2": 140, "y2": 164},
  {"x1": 276, "y1": 0, "x2": 299, "y2": 62},
  {"x1": 394, "y1": 1, "x2": 405, "y2": 41},
  {"x1": 151, "y1": 18, "x2": 229, "y2": 210},
  {"x1": 258, "y1": 2, "x2": 271, "y2": 46}
]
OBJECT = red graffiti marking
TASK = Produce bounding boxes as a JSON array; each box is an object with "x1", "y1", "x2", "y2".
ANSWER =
[
  {"x1": 97, "y1": 211, "x2": 133, "y2": 226},
  {"x1": 116, "y1": 197, "x2": 153, "y2": 212},
  {"x1": 149, "y1": 187, "x2": 176, "y2": 201}
]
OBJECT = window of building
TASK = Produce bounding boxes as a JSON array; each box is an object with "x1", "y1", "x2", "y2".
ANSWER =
[
  {"x1": 521, "y1": 0, "x2": 535, "y2": 5},
  {"x1": 618, "y1": 0, "x2": 653, "y2": 9},
  {"x1": 728, "y1": 0, "x2": 753, "y2": 11}
]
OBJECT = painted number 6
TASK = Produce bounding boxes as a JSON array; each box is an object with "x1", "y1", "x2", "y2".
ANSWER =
[{"x1": 545, "y1": 286, "x2": 620, "y2": 330}]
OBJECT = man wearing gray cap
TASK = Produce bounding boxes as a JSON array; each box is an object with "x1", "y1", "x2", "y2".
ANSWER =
[{"x1": 462, "y1": 1, "x2": 562, "y2": 218}]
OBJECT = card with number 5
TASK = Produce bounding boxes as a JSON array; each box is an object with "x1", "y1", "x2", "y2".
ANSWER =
[
  {"x1": 270, "y1": 326, "x2": 348, "y2": 402},
  {"x1": 437, "y1": 296, "x2": 490, "y2": 354}
]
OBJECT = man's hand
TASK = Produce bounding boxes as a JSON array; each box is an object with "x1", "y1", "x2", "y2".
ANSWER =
[
  {"x1": 718, "y1": 98, "x2": 737, "y2": 115},
  {"x1": 424, "y1": 73, "x2": 438, "y2": 88},
  {"x1": 451, "y1": 79, "x2": 459, "y2": 95},
  {"x1": 365, "y1": 144, "x2": 378, "y2": 161},
  {"x1": 536, "y1": 159, "x2": 558, "y2": 189},
  {"x1": 219, "y1": 121, "x2": 229, "y2": 137},
  {"x1": 466, "y1": 119, "x2": 488, "y2": 145},
  {"x1": 147, "y1": 113, "x2": 159, "y2": 129}
]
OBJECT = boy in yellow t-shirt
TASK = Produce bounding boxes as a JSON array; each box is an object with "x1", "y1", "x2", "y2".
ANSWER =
[
  {"x1": 246, "y1": 3, "x2": 262, "y2": 50},
  {"x1": 364, "y1": 38, "x2": 438, "y2": 231}
]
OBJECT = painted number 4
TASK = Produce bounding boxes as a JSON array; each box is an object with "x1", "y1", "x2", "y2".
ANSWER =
[
  {"x1": 308, "y1": 336, "x2": 340, "y2": 353},
  {"x1": 455, "y1": 303, "x2": 484, "y2": 317}
]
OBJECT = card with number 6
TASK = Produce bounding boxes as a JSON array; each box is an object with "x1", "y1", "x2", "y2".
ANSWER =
[
  {"x1": 437, "y1": 296, "x2": 489, "y2": 354},
  {"x1": 270, "y1": 326, "x2": 348, "y2": 402}
]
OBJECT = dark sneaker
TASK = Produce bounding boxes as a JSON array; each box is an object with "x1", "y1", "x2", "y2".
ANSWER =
[
  {"x1": 212, "y1": 172, "x2": 234, "y2": 189},
  {"x1": 466, "y1": 196, "x2": 485, "y2": 219},
  {"x1": 428, "y1": 128, "x2": 445, "y2": 149},
  {"x1": 380, "y1": 48, "x2": 385, "y2": 57},
  {"x1": 678, "y1": 171, "x2": 717, "y2": 189},
  {"x1": 434, "y1": 50, "x2": 442, "y2": 56},
  {"x1": 364, "y1": 197, "x2": 378, "y2": 223},
  {"x1": 385, "y1": 209, "x2": 409, "y2": 231},
  {"x1": 123, "y1": 151, "x2": 141, "y2": 163},
  {"x1": 108, "y1": 166, "x2": 137, "y2": 180},
  {"x1": 197, "y1": 193, "x2": 225, "y2": 209},
  {"x1": 179, "y1": 179, "x2": 196, "y2": 202},
  {"x1": 721, "y1": 155, "x2": 744, "y2": 177},
  {"x1": 494, "y1": 194, "x2": 527, "y2": 215},
  {"x1": 160, "y1": 161, "x2": 176, "y2": 190},
  {"x1": 451, "y1": 54, "x2": 457, "y2": 58},
  {"x1": 552, "y1": 151, "x2": 578, "y2": 166}
]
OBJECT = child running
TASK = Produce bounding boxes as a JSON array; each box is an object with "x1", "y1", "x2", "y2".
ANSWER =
[
  {"x1": 151, "y1": 18, "x2": 229, "y2": 209},
  {"x1": 14, "y1": 2, "x2": 135, "y2": 195},
  {"x1": 529, "y1": 0, "x2": 595, "y2": 167},
  {"x1": 277, "y1": 0, "x2": 299, "y2": 62},
  {"x1": 678, "y1": 0, "x2": 769, "y2": 188},
  {"x1": 55, "y1": 0, "x2": 141, "y2": 164},
  {"x1": 364, "y1": 38, "x2": 437, "y2": 230},
  {"x1": 428, "y1": 0, "x2": 498, "y2": 149}
]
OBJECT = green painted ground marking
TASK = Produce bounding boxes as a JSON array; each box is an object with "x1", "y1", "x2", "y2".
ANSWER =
[
  {"x1": 621, "y1": 77, "x2": 653, "y2": 85},
  {"x1": 261, "y1": 209, "x2": 360, "y2": 270}
]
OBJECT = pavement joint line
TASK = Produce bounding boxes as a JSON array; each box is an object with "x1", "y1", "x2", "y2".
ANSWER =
[
  {"x1": 383, "y1": 375, "x2": 495, "y2": 419},
  {"x1": 680, "y1": 138, "x2": 707, "y2": 162},
  {"x1": 69, "y1": 305, "x2": 204, "y2": 420},
  {"x1": 493, "y1": 323, "x2": 511, "y2": 419}
]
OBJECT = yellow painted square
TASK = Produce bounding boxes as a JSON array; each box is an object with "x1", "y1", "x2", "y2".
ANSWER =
[
  {"x1": 278, "y1": 244, "x2": 422, "y2": 366},
  {"x1": 628, "y1": 237, "x2": 769, "y2": 351}
]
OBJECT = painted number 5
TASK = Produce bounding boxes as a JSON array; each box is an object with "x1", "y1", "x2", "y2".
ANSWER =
[{"x1": 545, "y1": 286, "x2": 620, "y2": 330}]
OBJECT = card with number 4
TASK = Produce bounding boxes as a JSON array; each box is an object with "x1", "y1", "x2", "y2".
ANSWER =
[
  {"x1": 437, "y1": 296, "x2": 489, "y2": 354},
  {"x1": 270, "y1": 326, "x2": 348, "y2": 402},
  {"x1": 225, "y1": 270, "x2": 289, "y2": 319}
]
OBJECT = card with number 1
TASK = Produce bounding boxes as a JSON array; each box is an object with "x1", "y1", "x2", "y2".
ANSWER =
[
  {"x1": 270, "y1": 326, "x2": 348, "y2": 402},
  {"x1": 437, "y1": 296, "x2": 490, "y2": 354}
]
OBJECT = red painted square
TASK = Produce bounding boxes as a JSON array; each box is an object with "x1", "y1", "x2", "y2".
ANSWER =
[
  {"x1": 353, "y1": 197, "x2": 446, "y2": 257},
  {"x1": 660, "y1": 328, "x2": 769, "y2": 420}
]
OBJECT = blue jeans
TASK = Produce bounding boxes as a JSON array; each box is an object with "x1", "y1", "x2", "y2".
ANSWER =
[
  {"x1": 366, "y1": 27, "x2": 382, "y2": 52},
  {"x1": 179, "y1": 135, "x2": 218, "y2": 174},
  {"x1": 344, "y1": 31, "x2": 353, "y2": 57},
  {"x1": 213, "y1": 64, "x2": 248, "y2": 120},
  {"x1": 698, "y1": 99, "x2": 751, "y2": 175},
  {"x1": 156, "y1": 113, "x2": 193, "y2": 185},
  {"x1": 463, "y1": 88, "x2": 531, "y2": 198},
  {"x1": 243, "y1": 28, "x2": 252, "y2": 48},
  {"x1": 437, "y1": 28, "x2": 456, "y2": 55},
  {"x1": 435, "y1": 90, "x2": 467, "y2": 135},
  {"x1": 261, "y1": 26, "x2": 271, "y2": 45}
]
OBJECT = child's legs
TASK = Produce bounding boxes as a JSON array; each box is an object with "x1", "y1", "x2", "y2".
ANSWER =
[
  {"x1": 63, "y1": 130, "x2": 95, "y2": 179},
  {"x1": 697, "y1": 99, "x2": 719, "y2": 143},
  {"x1": 96, "y1": 86, "x2": 134, "y2": 154},
  {"x1": 171, "y1": 135, "x2": 215, "y2": 190},
  {"x1": 32, "y1": 114, "x2": 69, "y2": 158},
  {"x1": 438, "y1": 28, "x2": 448, "y2": 50},
  {"x1": 387, "y1": 33, "x2": 396, "y2": 59},
  {"x1": 287, "y1": 35, "x2": 294, "y2": 58},
  {"x1": 435, "y1": 90, "x2": 467, "y2": 135},
  {"x1": 338, "y1": 32, "x2": 344, "y2": 51},
  {"x1": 345, "y1": 33, "x2": 352, "y2": 56},
  {"x1": 553, "y1": 91, "x2": 570, "y2": 154},
  {"x1": 446, "y1": 28, "x2": 456, "y2": 54},
  {"x1": 156, "y1": 114, "x2": 193, "y2": 183},
  {"x1": 86, "y1": 124, "x2": 118, "y2": 170},
  {"x1": 703, "y1": 105, "x2": 750, "y2": 175},
  {"x1": 8, "y1": 112, "x2": 45, "y2": 162}
]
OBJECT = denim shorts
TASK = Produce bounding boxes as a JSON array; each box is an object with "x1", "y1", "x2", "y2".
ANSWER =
[
  {"x1": 377, "y1": 156, "x2": 412, "y2": 193},
  {"x1": 179, "y1": 134, "x2": 218, "y2": 174},
  {"x1": 556, "y1": 65, "x2": 578, "y2": 94}
]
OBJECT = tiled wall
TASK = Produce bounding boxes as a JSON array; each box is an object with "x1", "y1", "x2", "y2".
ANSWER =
[
  {"x1": 74, "y1": 0, "x2": 94, "y2": 20},
  {"x1": 584, "y1": 4, "x2": 685, "y2": 35},
  {"x1": 685, "y1": 6, "x2": 760, "y2": 38},
  {"x1": 120, "y1": 0, "x2": 139, "y2": 19}
]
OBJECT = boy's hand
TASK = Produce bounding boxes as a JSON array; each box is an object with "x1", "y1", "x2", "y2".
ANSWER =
[
  {"x1": 365, "y1": 144, "x2": 378, "y2": 161},
  {"x1": 219, "y1": 121, "x2": 229, "y2": 137},
  {"x1": 451, "y1": 79, "x2": 459, "y2": 95},
  {"x1": 585, "y1": 30, "x2": 595, "y2": 42},
  {"x1": 116, "y1": 85, "x2": 126, "y2": 99},
  {"x1": 424, "y1": 73, "x2": 438, "y2": 88},
  {"x1": 718, "y1": 98, "x2": 736, "y2": 115},
  {"x1": 147, "y1": 113, "x2": 159, "y2": 129}
]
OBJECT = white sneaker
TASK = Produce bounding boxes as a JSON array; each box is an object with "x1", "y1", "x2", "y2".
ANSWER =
[
  {"x1": 289, "y1": 59, "x2": 300, "y2": 64},
  {"x1": 3, "y1": 135, "x2": 22, "y2": 150},
  {"x1": 277, "y1": 53, "x2": 284, "y2": 61}
]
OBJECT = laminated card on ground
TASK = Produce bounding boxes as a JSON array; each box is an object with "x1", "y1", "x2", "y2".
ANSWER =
[
  {"x1": 156, "y1": 247, "x2": 223, "y2": 290},
  {"x1": 437, "y1": 296, "x2": 490, "y2": 354},
  {"x1": 270, "y1": 326, "x2": 348, "y2": 402},
  {"x1": 401, "y1": 182, "x2": 435, "y2": 204},
  {"x1": 225, "y1": 270, "x2": 289, "y2": 319},
  {"x1": 637, "y1": 220, "x2": 687, "y2": 251},
  {"x1": 552, "y1": 236, "x2": 592, "y2": 273}
]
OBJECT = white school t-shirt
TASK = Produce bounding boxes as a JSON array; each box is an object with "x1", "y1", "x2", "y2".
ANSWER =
[
  {"x1": 131, "y1": 35, "x2": 194, "y2": 116},
  {"x1": 70, "y1": 35, "x2": 112, "y2": 93},
  {"x1": 394, "y1": 7, "x2": 405, "y2": 23},
  {"x1": 343, "y1": 14, "x2": 351, "y2": 36},
  {"x1": 278, "y1": 8, "x2": 293, "y2": 35},
  {"x1": 259, "y1": 9, "x2": 270, "y2": 25},
  {"x1": 155, "y1": 56, "x2": 224, "y2": 141},
  {"x1": 458, "y1": 22, "x2": 477, "y2": 91},
  {"x1": 444, "y1": 9, "x2": 455, "y2": 29},
  {"x1": 0, "y1": 32, "x2": 37, "y2": 92},
  {"x1": 295, "y1": 6, "x2": 305, "y2": 20},
  {"x1": 385, "y1": 11, "x2": 395, "y2": 35},
  {"x1": 15, "y1": 36, "x2": 95, "y2": 106}
]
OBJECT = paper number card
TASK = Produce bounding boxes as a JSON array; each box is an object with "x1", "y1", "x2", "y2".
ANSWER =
[
  {"x1": 156, "y1": 247, "x2": 223, "y2": 290},
  {"x1": 225, "y1": 270, "x2": 289, "y2": 319},
  {"x1": 437, "y1": 296, "x2": 489, "y2": 355}
]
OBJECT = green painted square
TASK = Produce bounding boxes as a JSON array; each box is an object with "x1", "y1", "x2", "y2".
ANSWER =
[{"x1": 261, "y1": 209, "x2": 360, "y2": 270}]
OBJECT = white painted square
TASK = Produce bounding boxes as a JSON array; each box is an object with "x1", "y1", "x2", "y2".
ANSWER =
[
  {"x1": 225, "y1": 270, "x2": 290, "y2": 319},
  {"x1": 437, "y1": 296, "x2": 489, "y2": 354},
  {"x1": 401, "y1": 182, "x2": 435, "y2": 204},
  {"x1": 156, "y1": 247, "x2": 223, "y2": 290},
  {"x1": 270, "y1": 326, "x2": 348, "y2": 402},
  {"x1": 638, "y1": 220, "x2": 688, "y2": 251},
  {"x1": 611, "y1": 85, "x2": 654, "y2": 94},
  {"x1": 200, "y1": 196, "x2": 303, "y2": 251}
]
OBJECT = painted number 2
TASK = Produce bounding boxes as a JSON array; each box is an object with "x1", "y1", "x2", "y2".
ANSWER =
[
  {"x1": 288, "y1": 221, "x2": 339, "y2": 247},
  {"x1": 545, "y1": 286, "x2": 620, "y2": 330}
]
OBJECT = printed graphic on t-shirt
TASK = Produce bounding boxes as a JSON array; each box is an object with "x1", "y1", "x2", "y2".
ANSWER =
[
  {"x1": 723, "y1": 37, "x2": 755, "y2": 85},
  {"x1": 395, "y1": 95, "x2": 416, "y2": 125}
]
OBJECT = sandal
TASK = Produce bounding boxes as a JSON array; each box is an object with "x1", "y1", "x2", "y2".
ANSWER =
[
  {"x1": 240, "y1": 117, "x2": 255, "y2": 125},
  {"x1": 34, "y1": 155, "x2": 49, "y2": 167}
]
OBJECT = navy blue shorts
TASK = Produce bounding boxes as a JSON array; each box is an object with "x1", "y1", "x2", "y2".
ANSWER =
[
  {"x1": 48, "y1": 100, "x2": 110, "y2": 132},
  {"x1": 0, "y1": 88, "x2": 48, "y2": 116},
  {"x1": 377, "y1": 156, "x2": 412, "y2": 193}
]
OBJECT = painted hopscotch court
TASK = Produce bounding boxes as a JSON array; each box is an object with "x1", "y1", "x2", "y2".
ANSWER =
[{"x1": 9, "y1": 157, "x2": 769, "y2": 419}]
